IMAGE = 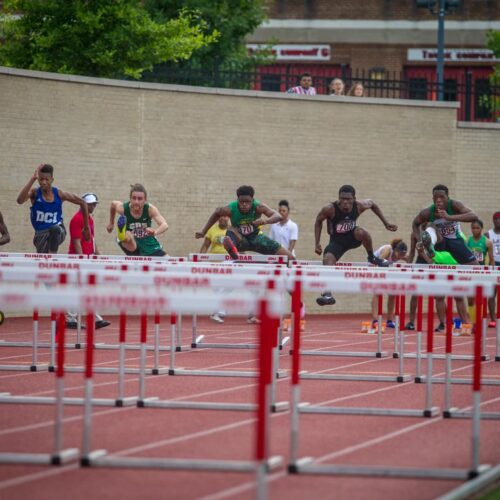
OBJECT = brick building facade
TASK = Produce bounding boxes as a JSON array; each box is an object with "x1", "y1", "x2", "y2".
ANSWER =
[{"x1": 247, "y1": 1, "x2": 500, "y2": 119}]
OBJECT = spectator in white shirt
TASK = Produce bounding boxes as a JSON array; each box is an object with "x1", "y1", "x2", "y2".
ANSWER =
[
  {"x1": 269, "y1": 200, "x2": 299, "y2": 256},
  {"x1": 286, "y1": 73, "x2": 317, "y2": 95}
]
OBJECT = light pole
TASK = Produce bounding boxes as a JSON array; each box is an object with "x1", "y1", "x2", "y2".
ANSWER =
[{"x1": 417, "y1": 0, "x2": 460, "y2": 101}]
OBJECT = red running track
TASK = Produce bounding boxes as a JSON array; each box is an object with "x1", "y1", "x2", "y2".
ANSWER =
[{"x1": 0, "y1": 314, "x2": 499, "y2": 500}]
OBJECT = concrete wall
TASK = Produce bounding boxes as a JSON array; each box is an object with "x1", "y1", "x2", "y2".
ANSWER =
[{"x1": 1, "y1": 67, "x2": 498, "y2": 313}]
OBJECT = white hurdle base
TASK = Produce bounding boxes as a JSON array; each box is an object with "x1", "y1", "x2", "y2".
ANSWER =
[
  {"x1": 191, "y1": 336, "x2": 290, "y2": 351},
  {"x1": 289, "y1": 457, "x2": 490, "y2": 480},
  {"x1": 405, "y1": 353, "x2": 489, "y2": 362},
  {"x1": 138, "y1": 396, "x2": 289, "y2": 413},
  {"x1": 94, "y1": 342, "x2": 188, "y2": 352},
  {"x1": 301, "y1": 349, "x2": 388, "y2": 358},
  {"x1": 300, "y1": 371, "x2": 411, "y2": 383},
  {"x1": 168, "y1": 368, "x2": 287, "y2": 379},
  {"x1": 0, "y1": 448, "x2": 79, "y2": 466},
  {"x1": 82, "y1": 449, "x2": 283, "y2": 472},
  {"x1": 0, "y1": 340, "x2": 85, "y2": 349},
  {"x1": 0, "y1": 363, "x2": 49, "y2": 372},
  {"x1": 0, "y1": 393, "x2": 137, "y2": 407},
  {"x1": 299, "y1": 403, "x2": 440, "y2": 418},
  {"x1": 416, "y1": 376, "x2": 500, "y2": 386},
  {"x1": 444, "y1": 408, "x2": 500, "y2": 420}
]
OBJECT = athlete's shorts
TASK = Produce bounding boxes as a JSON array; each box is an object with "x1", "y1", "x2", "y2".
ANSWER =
[
  {"x1": 227, "y1": 231, "x2": 281, "y2": 255},
  {"x1": 33, "y1": 224, "x2": 66, "y2": 253},
  {"x1": 435, "y1": 238, "x2": 475, "y2": 264},
  {"x1": 118, "y1": 242, "x2": 166, "y2": 257},
  {"x1": 324, "y1": 232, "x2": 362, "y2": 260}
]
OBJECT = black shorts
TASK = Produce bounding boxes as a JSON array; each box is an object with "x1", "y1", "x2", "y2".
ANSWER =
[
  {"x1": 118, "y1": 243, "x2": 166, "y2": 257},
  {"x1": 227, "y1": 231, "x2": 281, "y2": 255},
  {"x1": 435, "y1": 238, "x2": 475, "y2": 264},
  {"x1": 324, "y1": 232, "x2": 362, "y2": 260}
]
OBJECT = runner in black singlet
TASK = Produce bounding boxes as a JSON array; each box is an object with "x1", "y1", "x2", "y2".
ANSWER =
[{"x1": 314, "y1": 185, "x2": 398, "y2": 306}]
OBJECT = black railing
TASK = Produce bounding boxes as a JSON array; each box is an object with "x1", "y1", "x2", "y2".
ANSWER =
[{"x1": 141, "y1": 65, "x2": 500, "y2": 123}]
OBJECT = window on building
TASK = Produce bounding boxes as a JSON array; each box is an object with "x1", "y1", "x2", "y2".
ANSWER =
[
  {"x1": 260, "y1": 73, "x2": 282, "y2": 92},
  {"x1": 443, "y1": 78, "x2": 457, "y2": 101},
  {"x1": 475, "y1": 78, "x2": 492, "y2": 120},
  {"x1": 408, "y1": 78, "x2": 428, "y2": 100}
]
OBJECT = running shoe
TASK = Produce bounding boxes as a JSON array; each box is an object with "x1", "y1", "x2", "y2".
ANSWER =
[
  {"x1": 488, "y1": 320, "x2": 496, "y2": 328},
  {"x1": 386, "y1": 320, "x2": 396, "y2": 329},
  {"x1": 247, "y1": 315, "x2": 261, "y2": 324},
  {"x1": 223, "y1": 236, "x2": 240, "y2": 261},
  {"x1": 434, "y1": 322, "x2": 445, "y2": 333},
  {"x1": 368, "y1": 255, "x2": 390, "y2": 267},
  {"x1": 420, "y1": 231, "x2": 435, "y2": 259},
  {"x1": 316, "y1": 293, "x2": 336, "y2": 306},
  {"x1": 66, "y1": 321, "x2": 86, "y2": 330},
  {"x1": 95, "y1": 320, "x2": 111, "y2": 329},
  {"x1": 405, "y1": 322, "x2": 415, "y2": 331},
  {"x1": 210, "y1": 313, "x2": 224, "y2": 324},
  {"x1": 117, "y1": 215, "x2": 127, "y2": 242}
]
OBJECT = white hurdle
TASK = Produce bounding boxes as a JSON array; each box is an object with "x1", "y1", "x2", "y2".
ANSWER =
[{"x1": 288, "y1": 277, "x2": 493, "y2": 481}]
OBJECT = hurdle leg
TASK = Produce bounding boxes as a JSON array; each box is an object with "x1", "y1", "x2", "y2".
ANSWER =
[
  {"x1": 481, "y1": 297, "x2": 487, "y2": 361},
  {"x1": 138, "y1": 313, "x2": 148, "y2": 402},
  {"x1": 30, "y1": 309, "x2": 39, "y2": 371},
  {"x1": 376, "y1": 295, "x2": 383, "y2": 357},
  {"x1": 393, "y1": 295, "x2": 400, "y2": 358},
  {"x1": 471, "y1": 286, "x2": 484, "y2": 476},
  {"x1": 397, "y1": 328, "x2": 405, "y2": 382},
  {"x1": 49, "y1": 311, "x2": 56, "y2": 372},
  {"x1": 191, "y1": 314, "x2": 204, "y2": 348},
  {"x1": 288, "y1": 280, "x2": 302, "y2": 470},
  {"x1": 176, "y1": 313, "x2": 183, "y2": 352},
  {"x1": 116, "y1": 312, "x2": 127, "y2": 406},
  {"x1": 169, "y1": 314, "x2": 177, "y2": 374},
  {"x1": 53, "y1": 314, "x2": 65, "y2": 462},
  {"x1": 443, "y1": 295, "x2": 455, "y2": 417},
  {"x1": 76, "y1": 310, "x2": 82, "y2": 349},
  {"x1": 415, "y1": 296, "x2": 424, "y2": 383},
  {"x1": 82, "y1": 311, "x2": 98, "y2": 465},
  {"x1": 424, "y1": 296, "x2": 439, "y2": 417},
  {"x1": 153, "y1": 312, "x2": 160, "y2": 375},
  {"x1": 496, "y1": 285, "x2": 500, "y2": 361}
]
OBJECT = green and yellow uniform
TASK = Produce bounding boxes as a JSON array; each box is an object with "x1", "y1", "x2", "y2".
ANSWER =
[
  {"x1": 227, "y1": 199, "x2": 280, "y2": 255},
  {"x1": 467, "y1": 235, "x2": 488, "y2": 265},
  {"x1": 121, "y1": 202, "x2": 163, "y2": 256}
]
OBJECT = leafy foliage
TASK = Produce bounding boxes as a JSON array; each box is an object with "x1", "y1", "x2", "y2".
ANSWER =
[{"x1": 0, "y1": 0, "x2": 218, "y2": 79}]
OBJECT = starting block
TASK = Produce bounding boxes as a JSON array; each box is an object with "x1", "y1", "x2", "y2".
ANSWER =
[
  {"x1": 459, "y1": 323, "x2": 472, "y2": 336},
  {"x1": 282, "y1": 318, "x2": 306, "y2": 332}
]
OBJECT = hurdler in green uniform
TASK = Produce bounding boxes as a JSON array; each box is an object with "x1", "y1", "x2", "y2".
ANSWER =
[
  {"x1": 108, "y1": 183, "x2": 168, "y2": 257},
  {"x1": 122, "y1": 201, "x2": 163, "y2": 255},
  {"x1": 196, "y1": 185, "x2": 295, "y2": 260}
]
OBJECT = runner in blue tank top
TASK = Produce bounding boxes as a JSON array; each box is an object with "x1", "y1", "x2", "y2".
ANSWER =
[{"x1": 17, "y1": 164, "x2": 90, "y2": 253}]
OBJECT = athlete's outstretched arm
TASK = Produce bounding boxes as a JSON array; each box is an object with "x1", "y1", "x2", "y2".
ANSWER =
[
  {"x1": 16, "y1": 165, "x2": 42, "y2": 204},
  {"x1": 147, "y1": 204, "x2": 168, "y2": 237},
  {"x1": 253, "y1": 203, "x2": 282, "y2": 227},
  {"x1": 359, "y1": 199, "x2": 397, "y2": 231},
  {"x1": 0, "y1": 211, "x2": 10, "y2": 246},
  {"x1": 59, "y1": 190, "x2": 90, "y2": 241},
  {"x1": 106, "y1": 201, "x2": 124, "y2": 233},
  {"x1": 314, "y1": 204, "x2": 335, "y2": 256},
  {"x1": 412, "y1": 208, "x2": 431, "y2": 242},
  {"x1": 196, "y1": 206, "x2": 231, "y2": 239},
  {"x1": 436, "y1": 200, "x2": 478, "y2": 223}
]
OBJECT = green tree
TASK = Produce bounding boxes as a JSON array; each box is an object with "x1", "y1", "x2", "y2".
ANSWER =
[
  {"x1": 486, "y1": 30, "x2": 500, "y2": 78},
  {"x1": 143, "y1": 0, "x2": 268, "y2": 71},
  {"x1": 0, "y1": 0, "x2": 218, "y2": 79}
]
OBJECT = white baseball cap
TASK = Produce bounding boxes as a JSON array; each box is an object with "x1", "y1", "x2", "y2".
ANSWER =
[{"x1": 82, "y1": 193, "x2": 98, "y2": 204}]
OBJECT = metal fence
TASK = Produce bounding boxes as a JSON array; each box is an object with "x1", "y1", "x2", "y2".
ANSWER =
[{"x1": 141, "y1": 65, "x2": 500, "y2": 123}]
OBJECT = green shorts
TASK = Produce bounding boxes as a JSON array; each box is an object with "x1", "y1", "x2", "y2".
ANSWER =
[{"x1": 230, "y1": 232, "x2": 281, "y2": 255}]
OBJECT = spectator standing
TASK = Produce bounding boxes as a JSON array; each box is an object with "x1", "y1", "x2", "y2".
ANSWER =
[
  {"x1": 66, "y1": 193, "x2": 110, "y2": 329},
  {"x1": 287, "y1": 73, "x2": 317, "y2": 95},
  {"x1": 268, "y1": 200, "x2": 298, "y2": 256},
  {"x1": 328, "y1": 78, "x2": 345, "y2": 96},
  {"x1": 348, "y1": 82, "x2": 365, "y2": 97},
  {"x1": 486, "y1": 212, "x2": 500, "y2": 327}
]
